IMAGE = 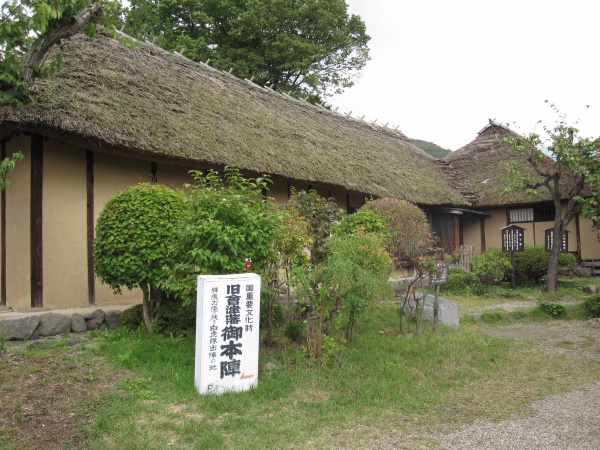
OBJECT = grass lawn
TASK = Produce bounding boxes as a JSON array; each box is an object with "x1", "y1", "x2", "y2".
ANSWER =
[
  {"x1": 1, "y1": 277, "x2": 598, "y2": 449},
  {"x1": 78, "y1": 278, "x2": 599, "y2": 449}
]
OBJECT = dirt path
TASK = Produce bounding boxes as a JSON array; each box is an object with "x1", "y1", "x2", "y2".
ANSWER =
[
  {"x1": 480, "y1": 318, "x2": 600, "y2": 361},
  {"x1": 434, "y1": 319, "x2": 600, "y2": 449}
]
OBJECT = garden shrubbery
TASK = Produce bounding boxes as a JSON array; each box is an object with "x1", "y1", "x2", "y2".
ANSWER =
[
  {"x1": 471, "y1": 246, "x2": 578, "y2": 288},
  {"x1": 443, "y1": 268, "x2": 483, "y2": 295},
  {"x1": 120, "y1": 302, "x2": 196, "y2": 336},
  {"x1": 583, "y1": 294, "x2": 600, "y2": 318}
]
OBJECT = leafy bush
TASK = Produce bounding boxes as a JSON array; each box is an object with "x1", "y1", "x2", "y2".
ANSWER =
[
  {"x1": 513, "y1": 247, "x2": 578, "y2": 284},
  {"x1": 120, "y1": 304, "x2": 145, "y2": 330},
  {"x1": 164, "y1": 167, "x2": 285, "y2": 303},
  {"x1": 538, "y1": 301, "x2": 566, "y2": 318},
  {"x1": 362, "y1": 198, "x2": 434, "y2": 267},
  {"x1": 443, "y1": 267, "x2": 482, "y2": 295},
  {"x1": 331, "y1": 209, "x2": 385, "y2": 235},
  {"x1": 283, "y1": 320, "x2": 304, "y2": 343},
  {"x1": 583, "y1": 294, "x2": 600, "y2": 318},
  {"x1": 94, "y1": 183, "x2": 187, "y2": 331},
  {"x1": 558, "y1": 252, "x2": 577, "y2": 273},
  {"x1": 471, "y1": 249, "x2": 512, "y2": 286},
  {"x1": 513, "y1": 246, "x2": 548, "y2": 284},
  {"x1": 260, "y1": 297, "x2": 284, "y2": 329},
  {"x1": 153, "y1": 302, "x2": 196, "y2": 336}
]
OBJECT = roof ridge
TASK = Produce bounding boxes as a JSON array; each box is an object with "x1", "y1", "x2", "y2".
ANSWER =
[{"x1": 113, "y1": 30, "x2": 413, "y2": 143}]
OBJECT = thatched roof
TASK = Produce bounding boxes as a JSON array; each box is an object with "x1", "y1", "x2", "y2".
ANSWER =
[
  {"x1": 0, "y1": 31, "x2": 468, "y2": 206},
  {"x1": 443, "y1": 120, "x2": 580, "y2": 207}
]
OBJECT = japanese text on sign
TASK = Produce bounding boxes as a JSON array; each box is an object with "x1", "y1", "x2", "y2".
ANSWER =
[
  {"x1": 195, "y1": 274, "x2": 260, "y2": 395},
  {"x1": 502, "y1": 226, "x2": 524, "y2": 252}
]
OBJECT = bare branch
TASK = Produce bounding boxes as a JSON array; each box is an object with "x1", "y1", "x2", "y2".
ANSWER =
[{"x1": 22, "y1": 1, "x2": 104, "y2": 88}]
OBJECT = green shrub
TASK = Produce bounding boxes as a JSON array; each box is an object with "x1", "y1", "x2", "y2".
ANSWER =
[
  {"x1": 510, "y1": 247, "x2": 578, "y2": 284},
  {"x1": 120, "y1": 304, "x2": 145, "y2": 330},
  {"x1": 260, "y1": 298, "x2": 284, "y2": 329},
  {"x1": 443, "y1": 267, "x2": 478, "y2": 294},
  {"x1": 513, "y1": 246, "x2": 548, "y2": 284},
  {"x1": 538, "y1": 301, "x2": 566, "y2": 318},
  {"x1": 153, "y1": 302, "x2": 196, "y2": 336},
  {"x1": 120, "y1": 302, "x2": 196, "y2": 336},
  {"x1": 331, "y1": 210, "x2": 386, "y2": 235},
  {"x1": 283, "y1": 320, "x2": 304, "y2": 342},
  {"x1": 471, "y1": 249, "x2": 512, "y2": 286},
  {"x1": 558, "y1": 252, "x2": 577, "y2": 273},
  {"x1": 583, "y1": 294, "x2": 600, "y2": 318}
]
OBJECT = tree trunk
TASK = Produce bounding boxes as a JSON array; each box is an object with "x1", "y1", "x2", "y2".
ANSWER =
[
  {"x1": 141, "y1": 284, "x2": 153, "y2": 332},
  {"x1": 23, "y1": 2, "x2": 104, "y2": 88},
  {"x1": 547, "y1": 221, "x2": 562, "y2": 292}
]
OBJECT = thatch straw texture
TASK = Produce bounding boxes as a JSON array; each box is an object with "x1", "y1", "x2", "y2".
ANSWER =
[
  {"x1": 443, "y1": 121, "x2": 557, "y2": 207},
  {"x1": 0, "y1": 32, "x2": 468, "y2": 206}
]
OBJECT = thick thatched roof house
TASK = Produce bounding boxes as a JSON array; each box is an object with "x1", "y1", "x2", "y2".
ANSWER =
[
  {"x1": 0, "y1": 32, "x2": 597, "y2": 311},
  {"x1": 0, "y1": 31, "x2": 469, "y2": 310},
  {"x1": 443, "y1": 120, "x2": 599, "y2": 261}
]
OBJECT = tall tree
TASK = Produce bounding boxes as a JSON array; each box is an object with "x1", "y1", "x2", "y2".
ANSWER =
[
  {"x1": 502, "y1": 103, "x2": 600, "y2": 291},
  {"x1": 124, "y1": 0, "x2": 370, "y2": 101}
]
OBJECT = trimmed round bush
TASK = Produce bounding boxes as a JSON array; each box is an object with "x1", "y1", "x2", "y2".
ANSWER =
[
  {"x1": 153, "y1": 302, "x2": 196, "y2": 336},
  {"x1": 120, "y1": 304, "x2": 144, "y2": 330},
  {"x1": 583, "y1": 294, "x2": 600, "y2": 318},
  {"x1": 471, "y1": 248, "x2": 512, "y2": 286},
  {"x1": 443, "y1": 267, "x2": 478, "y2": 294},
  {"x1": 514, "y1": 246, "x2": 578, "y2": 284}
]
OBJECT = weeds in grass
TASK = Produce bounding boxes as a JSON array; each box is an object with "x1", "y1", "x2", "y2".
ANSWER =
[
  {"x1": 79, "y1": 299, "x2": 599, "y2": 450},
  {"x1": 0, "y1": 332, "x2": 6, "y2": 353}
]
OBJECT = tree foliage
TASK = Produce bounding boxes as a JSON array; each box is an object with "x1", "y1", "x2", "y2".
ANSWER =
[
  {"x1": 0, "y1": 0, "x2": 123, "y2": 107},
  {"x1": 124, "y1": 0, "x2": 370, "y2": 101},
  {"x1": 0, "y1": 152, "x2": 24, "y2": 188},
  {"x1": 331, "y1": 209, "x2": 385, "y2": 236},
  {"x1": 362, "y1": 198, "x2": 434, "y2": 268},
  {"x1": 93, "y1": 183, "x2": 187, "y2": 331},
  {"x1": 502, "y1": 102, "x2": 600, "y2": 291},
  {"x1": 411, "y1": 139, "x2": 451, "y2": 159},
  {"x1": 288, "y1": 189, "x2": 344, "y2": 264},
  {"x1": 163, "y1": 167, "x2": 285, "y2": 304}
]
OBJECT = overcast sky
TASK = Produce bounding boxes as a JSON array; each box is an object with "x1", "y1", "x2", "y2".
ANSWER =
[{"x1": 330, "y1": 0, "x2": 599, "y2": 150}]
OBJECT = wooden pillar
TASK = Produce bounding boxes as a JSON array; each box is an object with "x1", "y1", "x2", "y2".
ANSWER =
[
  {"x1": 480, "y1": 216, "x2": 486, "y2": 252},
  {"x1": 575, "y1": 214, "x2": 582, "y2": 263},
  {"x1": 1, "y1": 141, "x2": 6, "y2": 307},
  {"x1": 86, "y1": 150, "x2": 95, "y2": 305},
  {"x1": 30, "y1": 134, "x2": 43, "y2": 308},
  {"x1": 452, "y1": 215, "x2": 460, "y2": 253}
]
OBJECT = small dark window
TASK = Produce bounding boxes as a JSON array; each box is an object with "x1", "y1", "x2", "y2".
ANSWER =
[{"x1": 533, "y1": 204, "x2": 555, "y2": 222}]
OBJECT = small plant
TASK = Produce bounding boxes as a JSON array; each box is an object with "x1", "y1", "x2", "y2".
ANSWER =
[
  {"x1": 583, "y1": 294, "x2": 600, "y2": 318},
  {"x1": 12, "y1": 397, "x2": 23, "y2": 422},
  {"x1": 538, "y1": 301, "x2": 566, "y2": 318},
  {"x1": 0, "y1": 331, "x2": 7, "y2": 352},
  {"x1": 260, "y1": 297, "x2": 284, "y2": 329},
  {"x1": 283, "y1": 320, "x2": 304, "y2": 343},
  {"x1": 442, "y1": 267, "x2": 480, "y2": 295},
  {"x1": 120, "y1": 304, "x2": 146, "y2": 331},
  {"x1": 471, "y1": 249, "x2": 512, "y2": 286}
]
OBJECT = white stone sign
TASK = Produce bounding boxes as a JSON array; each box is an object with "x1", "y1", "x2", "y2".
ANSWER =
[{"x1": 195, "y1": 273, "x2": 261, "y2": 395}]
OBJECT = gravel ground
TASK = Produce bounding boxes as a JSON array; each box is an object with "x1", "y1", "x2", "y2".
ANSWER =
[
  {"x1": 436, "y1": 380, "x2": 600, "y2": 449},
  {"x1": 436, "y1": 319, "x2": 600, "y2": 450}
]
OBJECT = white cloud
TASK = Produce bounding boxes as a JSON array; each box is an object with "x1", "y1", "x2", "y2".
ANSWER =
[{"x1": 331, "y1": 0, "x2": 600, "y2": 150}]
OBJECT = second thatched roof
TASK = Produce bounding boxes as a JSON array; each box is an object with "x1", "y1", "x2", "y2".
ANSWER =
[
  {"x1": 0, "y1": 31, "x2": 468, "y2": 206},
  {"x1": 443, "y1": 120, "x2": 563, "y2": 207}
]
